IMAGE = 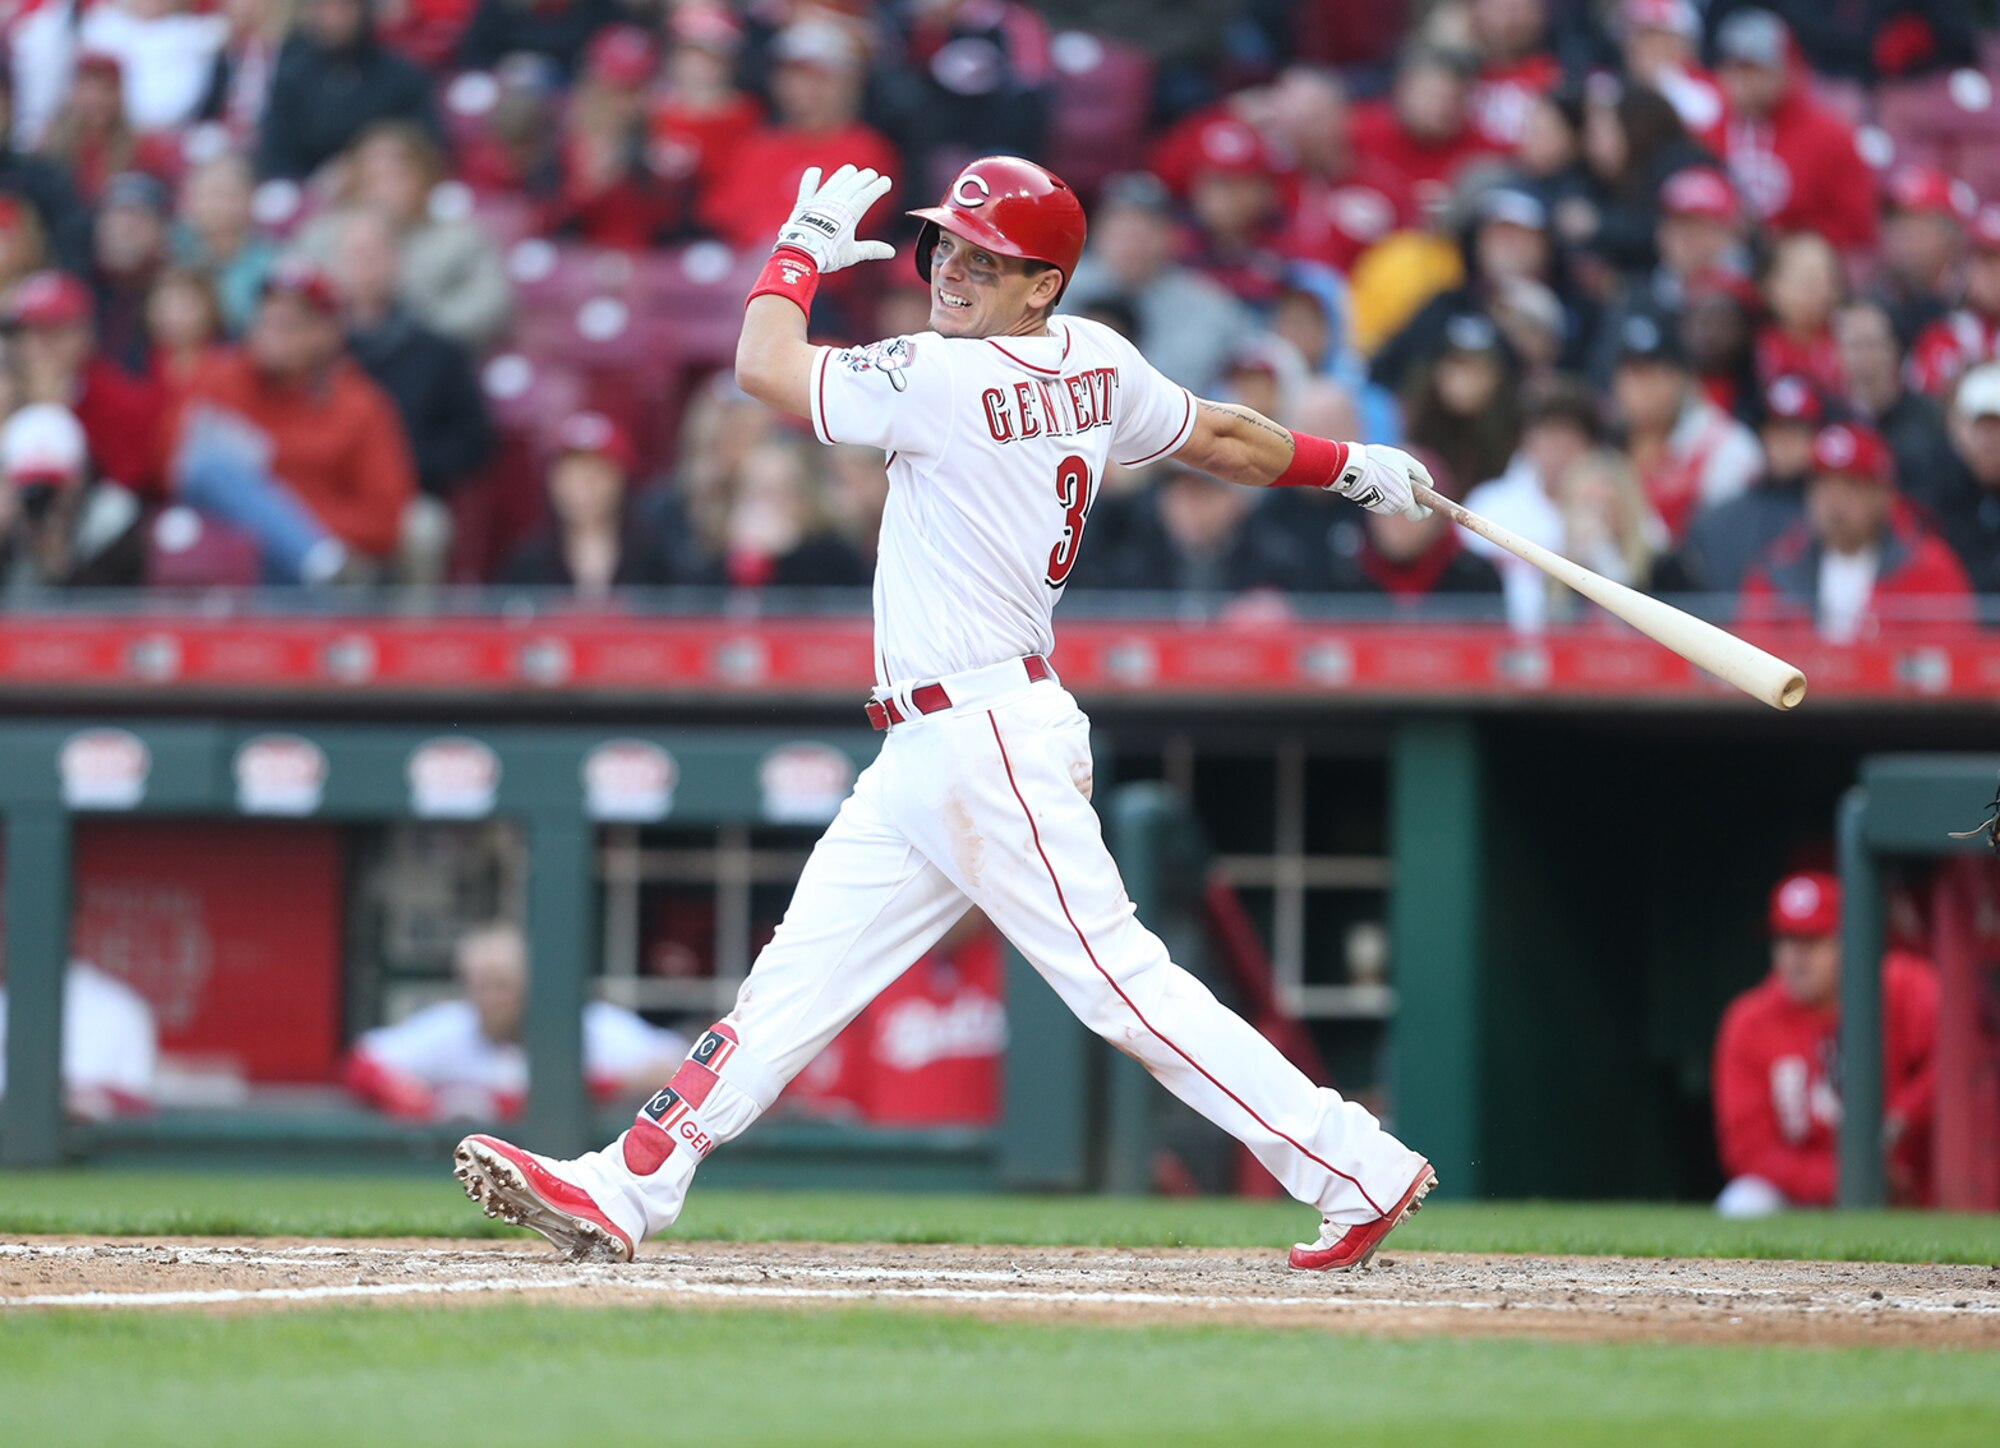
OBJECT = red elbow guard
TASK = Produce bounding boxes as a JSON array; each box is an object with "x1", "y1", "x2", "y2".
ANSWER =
[{"x1": 1272, "y1": 430, "x2": 1352, "y2": 489}]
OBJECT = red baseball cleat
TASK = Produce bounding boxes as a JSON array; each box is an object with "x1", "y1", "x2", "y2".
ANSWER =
[
  {"x1": 1288, "y1": 1160, "x2": 1437, "y2": 1272},
  {"x1": 453, "y1": 1134, "x2": 635, "y2": 1263}
]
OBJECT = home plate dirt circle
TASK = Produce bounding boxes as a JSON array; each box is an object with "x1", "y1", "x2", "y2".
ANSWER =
[{"x1": 4, "y1": 1238, "x2": 1998, "y2": 1347}]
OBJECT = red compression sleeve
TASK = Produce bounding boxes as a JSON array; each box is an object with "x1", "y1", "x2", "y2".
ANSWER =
[
  {"x1": 1272, "y1": 430, "x2": 1352, "y2": 489},
  {"x1": 746, "y1": 246, "x2": 821, "y2": 313}
]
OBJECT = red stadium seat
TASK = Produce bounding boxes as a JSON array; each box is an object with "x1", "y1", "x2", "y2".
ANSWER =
[
  {"x1": 145, "y1": 508, "x2": 262, "y2": 588},
  {"x1": 1044, "y1": 31, "x2": 1154, "y2": 197}
]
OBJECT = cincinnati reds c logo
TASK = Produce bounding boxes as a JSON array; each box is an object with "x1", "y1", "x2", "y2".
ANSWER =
[{"x1": 952, "y1": 174, "x2": 992, "y2": 207}]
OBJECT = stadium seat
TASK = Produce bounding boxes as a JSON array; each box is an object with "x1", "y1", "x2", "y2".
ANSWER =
[
  {"x1": 145, "y1": 507, "x2": 262, "y2": 589},
  {"x1": 1044, "y1": 31, "x2": 1154, "y2": 197}
]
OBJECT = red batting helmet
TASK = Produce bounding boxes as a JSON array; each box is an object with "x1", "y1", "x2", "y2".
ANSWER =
[{"x1": 908, "y1": 156, "x2": 1087, "y2": 303}]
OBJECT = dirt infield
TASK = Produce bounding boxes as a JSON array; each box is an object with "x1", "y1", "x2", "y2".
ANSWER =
[{"x1": 4, "y1": 1237, "x2": 1998, "y2": 1347}]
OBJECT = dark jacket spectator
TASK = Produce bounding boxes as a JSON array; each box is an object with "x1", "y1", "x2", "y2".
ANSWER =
[
  {"x1": 1401, "y1": 312, "x2": 1522, "y2": 503},
  {"x1": 1587, "y1": 166, "x2": 1751, "y2": 389},
  {"x1": 1873, "y1": 164, "x2": 1971, "y2": 346},
  {"x1": 1076, "y1": 466, "x2": 1317, "y2": 596},
  {"x1": 1673, "y1": 375, "x2": 1826, "y2": 594},
  {"x1": 1704, "y1": 0, "x2": 1975, "y2": 83},
  {"x1": 455, "y1": 0, "x2": 624, "y2": 79},
  {"x1": 329, "y1": 207, "x2": 492, "y2": 497},
  {"x1": 255, "y1": 0, "x2": 444, "y2": 180},
  {"x1": 1834, "y1": 298, "x2": 1955, "y2": 522},
  {"x1": 0, "y1": 69, "x2": 91, "y2": 269},
  {"x1": 1928, "y1": 364, "x2": 2000, "y2": 595},
  {"x1": 876, "y1": 0, "x2": 1052, "y2": 205},
  {"x1": 501, "y1": 413, "x2": 679, "y2": 593}
]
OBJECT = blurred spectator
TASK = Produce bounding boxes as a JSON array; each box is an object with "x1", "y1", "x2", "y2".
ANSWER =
[
  {"x1": 825, "y1": 442, "x2": 889, "y2": 566},
  {"x1": 665, "y1": 372, "x2": 778, "y2": 567},
  {"x1": 1930, "y1": 364, "x2": 2000, "y2": 595},
  {"x1": 0, "y1": 196, "x2": 51, "y2": 299},
  {"x1": 79, "y1": 0, "x2": 230, "y2": 135},
  {"x1": 1681, "y1": 270, "x2": 1762, "y2": 421},
  {"x1": 500, "y1": 410, "x2": 676, "y2": 594},
  {"x1": 1712, "y1": 870, "x2": 1936, "y2": 1217},
  {"x1": 208, "y1": 0, "x2": 296, "y2": 135},
  {"x1": 8, "y1": 270, "x2": 166, "y2": 498},
  {"x1": 255, "y1": 0, "x2": 443, "y2": 181},
  {"x1": 1371, "y1": 184, "x2": 1558, "y2": 395},
  {"x1": 647, "y1": 3, "x2": 761, "y2": 203},
  {"x1": 167, "y1": 258, "x2": 417, "y2": 582},
  {"x1": 1318, "y1": 468, "x2": 1505, "y2": 603},
  {"x1": 1709, "y1": 8, "x2": 1876, "y2": 250},
  {"x1": 1176, "y1": 116, "x2": 1290, "y2": 305},
  {"x1": 1588, "y1": 166, "x2": 1748, "y2": 387},
  {"x1": 1077, "y1": 462, "x2": 1316, "y2": 596},
  {"x1": 697, "y1": 19, "x2": 898, "y2": 249},
  {"x1": 455, "y1": 0, "x2": 622, "y2": 79},
  {"x1": 545, "y1": 26, "x2": 687, "y2": 249},
  {"x1": 1065, "y1": 173, "x2": 1256, "y2": 394},
  {"x1": 1909, "y1": 206, "x2": 2000, "y2": 397},
  {"x1": 344, "y1": 920, "x2": 688, "y2": 1122},
  {"x1": 1462, "y1": 373, "x2": 1602, "y2": 630},
  {"x1": 38, "y1": 53, "x2": 177, "y2": 206},
  {"x1": 1611, "y1": 310, "x2": 1762, "y2": 538},
  {"x1": 0, "y1": 70, "x2": 91, "y2": 270},
  {"x1": 144, "y1": 264, "x2": 229, "y2": 401},
  {"x1": 1462, "y1": 0, "x2": 1560, "y2": 150},
  {"x1": 172, "y1": 152, "x2": 279, "y2": 337},
  {"x1": 1754, "y1": 231, "x2": 1844, "y2": 393},
  {"x1": 1740, "y1": 421, "x2": 1971, "y2": 640},
  {"x1": 1402, "y1": 311, "x2": 1522, "y2": 501},
  {"x1": 1513, "y1": 81, "x2": 1589, "y2": 227},
  {"x1": 1267, "y1": 67, "x2": 1416, "y2": 277},
  {"x1": 1874, "y1": 164, "x2": 1972, "y2": 346},
  {"x1": 1348, "y1": 45, "x2": 1506, "y2": 218},
  {"x1": 1834, "y1": 297, "x2": 1954, "y2": 518},
  {"x1": 1568, "y1": 78, "x2": 1709, "y2": 282},
  {"x1": 0, "y1": 961, "x2": 157, "y2": 1120},
  {"x1": 328, "y1": 207, "x2": 492, "y2": 500},
  {"x1": 1553, "y1": 447, "x2": 1667, "y2": 595},
  {"x1": 880, "y1": 0, "x2": 1053, "y2": 203},
  {"x1": 300, "y1": 121, "x2": 514, "y2": 349},
  {"x1": 1704, "y1": 0, "x2": 1975, "y2": 83},
  {"x1": 1674, "y1": 373, "x2": 1823, "y2": 593},
  {"x1": 699, "y1": 438, "x2": 869, "y2": 590},
  {"x1": 0, "y1": 402, "x2": 145, "y2": 589},
  {"x1": 1619, "y1": 0, "x2": 1724, "y2": 135},
  {"x1": 89, "y1": 172, "x2": 174, "y2": 377},
  {"x1": 459, "y1": 53, "x2": 565, "y2": 200}
]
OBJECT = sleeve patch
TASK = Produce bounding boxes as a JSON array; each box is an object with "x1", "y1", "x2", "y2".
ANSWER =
[{"x1": 832, "y1": 336, "x2": 917, "y2": 393}]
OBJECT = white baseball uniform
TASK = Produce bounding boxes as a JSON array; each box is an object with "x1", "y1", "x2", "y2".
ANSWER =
[{"x1": 568, "y1": 316, "x2": 1425, "y2": 1241}]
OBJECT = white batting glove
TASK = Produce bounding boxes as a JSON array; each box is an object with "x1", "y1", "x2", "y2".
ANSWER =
[
  {"x1": 1331, "y1": 444, "x2": 1434, "y2": 522},
  {"x1": 774, "y1": 164, "x2": 896, "y2": 274}
]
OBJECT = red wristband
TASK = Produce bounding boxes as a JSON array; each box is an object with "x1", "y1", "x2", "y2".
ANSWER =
[
  {"x1": 747, "y1": 246, "x2": 821, "y2": 314},
  {"x1": 1272, "y1": 430, "x2": 1351, "y2": 489}
]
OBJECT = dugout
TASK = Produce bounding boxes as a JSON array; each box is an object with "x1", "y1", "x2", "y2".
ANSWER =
[{"x1": 0, "y1": 719, "x2": 1113, "y2": 1188}]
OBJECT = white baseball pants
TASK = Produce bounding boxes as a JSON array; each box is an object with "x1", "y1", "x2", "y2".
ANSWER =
[{"x1": 578, "y1": 670, "x2": 1425, "y2": 1242}]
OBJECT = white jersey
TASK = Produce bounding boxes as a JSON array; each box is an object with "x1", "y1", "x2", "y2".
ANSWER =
[{"x1": 808, "y1": 315, "x2": 1197, "y2": 686}]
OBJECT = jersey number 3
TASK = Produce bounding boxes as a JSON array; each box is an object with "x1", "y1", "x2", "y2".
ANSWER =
[{"x1": 1045, "y1": 454, "x2": 1093, "y2": 589}]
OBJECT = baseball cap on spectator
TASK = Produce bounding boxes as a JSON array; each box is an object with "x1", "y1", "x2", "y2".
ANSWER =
[
  {"x1": 1768, "y1": 870, "x2": 1839, "y2": 936},
  {"x1": 1716, "y1": 8, "x2": 1790, "y2": 69},
  {"x1": 672, "y1": 2, "x2": 743, "y2": 52},
  {"x1": 1762, "y1": 374, "x2": 1826, "y2": 428},
  {"x1": 773, "y1": 18, "x2": 862, "y2": 72},
  {"x1": 555, "y1": 411, "x2": 634, "y2": 472},
  {"x1": 585, "y1": 25, "x2": 656, "y2": 87},
  {"x1": 1968, "y1": 205, "x2": 2000, "y2": 253},
  {"x1": 1614, "y1": 311, "x2": 1685, "y2": 367},
  {"x1": 102, "y1": 171, "x2": 169, "y2": 217},
  {"x1": 4, "y1": 270, "x2": 93, "y2": 329},
  {"x1": 1954, "y1": 362, "x2": 2000, "y2": 420},
  {"x1": 1810, "y1": 421, "x2": 1893, "y2": 484},
  {"x1": 1, "y1": 403, "x2": 87, "y2": 488},
  {"x1": 1099, "y1": 172, "x2": 1173, "y2": 216},
  {"x1": 1476, "y1": 186, "x2": 1548, "y2": 232},
  {"x1": 1442, "y1": 311, "x2": 1503, "y2": 356},
  {"x1": 1188, "y1": 117, "x2": 1273, "y2": 179},
  {"x1": 1660, "y1": 167, "x2": 1740, "y2": 224},
  {"x1": 1624, "y1": 0, "x2": 1699, "y2": 39},
  {"x1": 1884, "y1": 163, "x2": 1973, "y2": 221},
  {"x1": 259, "y1": 256, "x2": 340, "y2": 314}
]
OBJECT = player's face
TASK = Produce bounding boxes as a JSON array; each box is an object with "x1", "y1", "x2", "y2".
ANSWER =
[
  {"x1": 928, "y1": 230, "x2": 1055, "y2": 339},
  {"x1": 1773, "y1": 934, "x2": 1840, "y2": 1010}
]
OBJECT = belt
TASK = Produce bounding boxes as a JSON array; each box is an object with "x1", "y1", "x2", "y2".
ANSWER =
[{"x1": 866, "y1": 654, "x2": 1053, "y2": 731}]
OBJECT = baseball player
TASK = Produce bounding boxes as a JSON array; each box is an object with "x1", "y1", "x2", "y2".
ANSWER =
[{"x1": 456, "y1": 157, "x2": 1437, "y2": 1271}]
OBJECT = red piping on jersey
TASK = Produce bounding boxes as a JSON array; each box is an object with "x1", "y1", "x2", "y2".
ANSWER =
[
  {"x1": 1119, "y1": 389, "x2": 1196, "y2": 467},
  {"x1": 986, "y1": 326, "x2": 1071, "y2": 376},
  {"x1": 815, "y1": 350, "x2": 834, "y2": 443},
  {"x1": 985, "y1": 710, "x2": 1386, "y2": 1216}
]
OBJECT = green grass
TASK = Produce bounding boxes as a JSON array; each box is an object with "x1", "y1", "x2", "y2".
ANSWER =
[
  {"x1": 3, "y1": 1170, "x2": 1999, "y2": 1264},
  {"x1": 3, "y1": 1304, "x2": 1996, "y2": 1448}
]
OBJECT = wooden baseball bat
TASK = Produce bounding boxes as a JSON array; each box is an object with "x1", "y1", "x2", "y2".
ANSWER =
[{"x1": 1412, "y1": 482, "x2": 1807, "y2": 711}]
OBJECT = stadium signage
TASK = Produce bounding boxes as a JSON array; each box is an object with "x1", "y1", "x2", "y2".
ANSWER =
[
  {"x1": 407, "y1": 738, "x2": 501, "y2": 818},
  {"x1": 234, "y1": 734, "x2": 329, "y2": 816},
  {"x1": 759, "y1": 743, "x2": 854, "y2": 824},
  {"x1": 582, "y1": 740, "x2": 678, "y2": 822},
  {"x1": 58, "y1": 728, "x2": 150, "y2": 810}
]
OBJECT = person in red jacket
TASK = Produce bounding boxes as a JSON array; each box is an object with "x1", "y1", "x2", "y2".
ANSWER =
[
  {"x1": 1267, "y1": 68, "x2": 1417, "y2": 277},
  {"x1": 696, "y1": 18, "x2": 897, "y2": 249},
  {"x1": 647, "y1": 2, "x2": 760, "y2": 200},
  {"x1": 1463, "y1": 0, "x2": 1562, "y2": 149},
  {"x1": 1910, "y1": 206, "x2": 2000, "y2": 396},
  {"x1": 167, "y1": 258, "x2": 416, "y2": 583},
  {"x1": 1712, "y1": 870, "x2": 1938, "y2": 1216},
  {"x1": 1348, "y1": 46, "x2": 1508, "y2": 219},
  {"x1": 1739, "y1": 421, "x2": 1973, "y2": 639},
  {"x1": 1709, "y1": 9, "x2": 1877, "y2": 251}
]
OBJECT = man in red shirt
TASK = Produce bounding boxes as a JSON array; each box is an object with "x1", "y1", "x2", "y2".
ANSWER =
[
  {"x1": 1910, "y1": 206, "x2": 2000, "y2": 396},
  {"x1": 5, "y1": 270, "x2": 165, "y2": 498},
  {"x1": 1712, "y1": 870, "x2": 1938, "y2": 1216},
  {"x1": 1464, "y1": 0, "x2": 1561, "y2": 149},
  {"x1": 1268, "y1": 68, "x2": 1416, "y2": 277},
  {"x1": 1348, "y1": 47, "x2": 1508, "y2": 219},
  {"x1": 1710, "y1": 9, "x2": 1877, "y2": 251},
  {"x1": 167, "y1": 259, "x2": 416, "y2": 583},
  {"x1": 1876, "y1": 163, "x2": 1974, "y2": 346},
  {"x1": 696, "y1": 18, "x2": 897, "y2": 249},
  {"x1": 1738, "y1": 421, "x2": 1973, "y2": 639},
  {"x1": 1621, "y1": 0, "x2": 1725, "y2": 135}
]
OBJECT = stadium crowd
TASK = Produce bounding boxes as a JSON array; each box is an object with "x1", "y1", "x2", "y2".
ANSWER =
[{"x1": 0, "y1": 0, "x2": 1996, "y2": 639}]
